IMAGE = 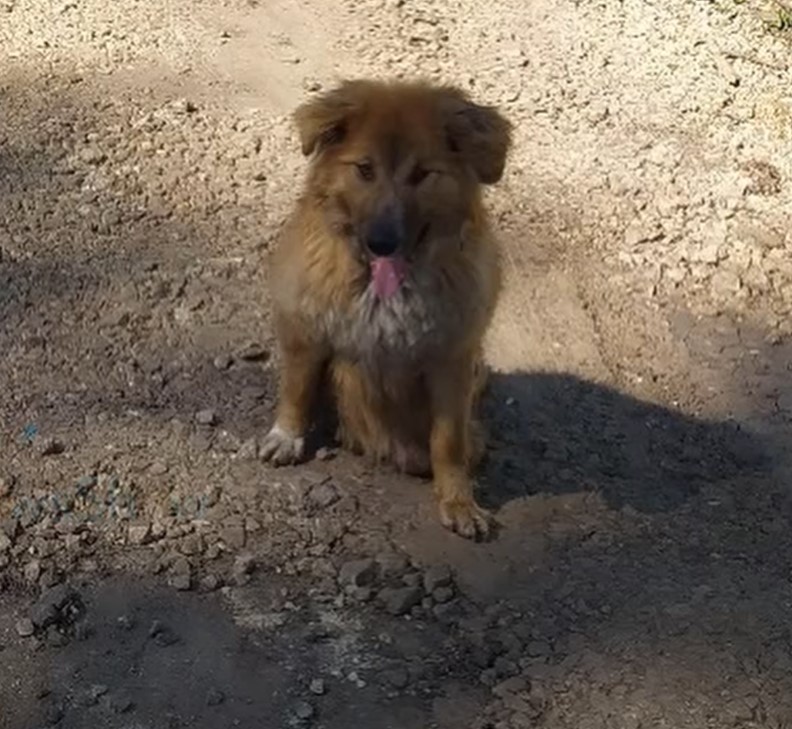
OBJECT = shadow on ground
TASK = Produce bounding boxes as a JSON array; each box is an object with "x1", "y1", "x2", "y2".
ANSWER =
[{"x1": 479, "y1": 370, "x2": 770, "y2": 515}]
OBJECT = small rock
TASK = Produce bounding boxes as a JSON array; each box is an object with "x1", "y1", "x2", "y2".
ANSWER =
[
  {"x1": 382, "y1": 666, "x2": 410, "y2": 690},
  {"x1": 433, "y1": 586, "x2": 454, "y2": 604},
  {"x1": 83, "y1": 684, "x2": 109, "y2": 706},
  {"x1": 79, "y1": 146, "x2": 106, "y2": 165},
  {"x1": 149, "y1": 461, "x2": 169, "y2": 476},
  {"x1": 199, "y1": 574, "x2": 222, "y2": 592},
  {"x1": 46, "y1": 624, "x2": 69, "y2": 648},
  {"x1": 108, "y1": 691, "x2": 134, "y2": 714},
  {"x1": 315, "y1": 447, "x2": 336, "y2": 462},
  {"x1": 220, "y1": 524, "x2": 246, "y2": 549},
  {"x1": 376, "y1": 552, "x2": 409, "y2": 580},
  {"x1": 206, "y1": 688, "x2": 225, "y2": 706},
  {"x1": 423, "y1": 565, "x2": 453, "y2": 593},
  {"x1": 38, "y1": 438, "x2": 65, "y2": 457},
  {"x1": 15, "y1": 617, "x2": 35, "y2": 637},
  {"x1": 494, "y1": 656, "x2": 519, "y2": 678},
  {"x1": 0, "y1": 531, "x2": 11, "y2": 553},
  {"x1": 75, "y1": 474, "x2": 96, "y2": 493},
  {"x1": 346, "y1": 585, "x2": 373, "y2": 602},
  {"x1": 307, "y1": 481, "x2": 340, "y2": 510},
  {"x1": 237, "y1": 343, "x2": 269, "y2": 361},
  {"x1": 492, "y1": 676, "x2": 529, "y2": 699},
  {"x1": 0, "y1": 474, "x2": 15, "y2": 498},
  {"x1": 195, "y1": 409, "x2": 217, "y2": 426},
  {"x1": 525, "y1": 640, "x2": 551, "y2": 658},
  {"x1": 213, "y1": 354, "x2": 233, "y2": 370},
  {"x1": 30, "y1": 585, "x2": 83, "y2": 630},
  {"x1": 339, "y1": 559, "x2": 378, "y2": 588},
  {"x1": 293, "y1": 700, "x2": 315, "y2": 721},
  {"x1": 43, "y1": 700, "x2": 65, "y2": 725},
  {"x1": 238, "y1": 437, "x2": 259, "y2": 460},
  {"x1": 116, "y1": 615, "x2": 135, "y2": 631},
  {"x1": 24, "y1": 560, "x2": 42, "y2": 583},
  {"x1": 149, "y1": 620, "x2": 180, "y2": 647},
  {"x1": 233, "y1": 553, "x2": 256, "y2": 577},
  {"x1": 309, "y1": 678, "x2": 326, "y2": 696},
  {"x1": 171, "y1": 98, "x2": 197, "y2": 114},
  {"x1": 378, "y1": 585, "x2": 423, "y2": 616},
  {"x1": 180, "y1": 534, "x2": 205, "y2": 556},
  {"x1": 168, "y1": 557, "x2": 192, "y2": 591},
  {"x1": 128, "y1": 522, "x2": 152, "y2": 546}
]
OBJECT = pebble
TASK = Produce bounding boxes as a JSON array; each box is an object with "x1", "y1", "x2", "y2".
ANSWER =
[
  {"x1": 0, "y1": 531, "x2": 11, "y2": 553},
  {"x1": 149, "y1": 620, "x2": 180, "y2": 647},
  {"x1": 85, "y1": 684, "x2": 109, "y2": 706},
  {"x1": 199, "y1": 574, "x2": 222, "y2": 592},
  {"x1": 213, "y1": 353, "x2": 234, "y2": 370},
  {"x1": 15, "y1": 617, "x2": 35, "y2": 637},
  {"x1": 309, "y1": 678, "x2": 326, "y2": 696},
  {"x1": 24, "y1": 560, "x2": 42, "y2": 583},
  {"x1": 195, "y1": 409, "x2": 218, "y2": 426},
  {"x1": 220, "y1": 523, "x2": 246, "y2": 549},
  {"x1": 525, "y1": 640, "x2": 551, "y2": 658},
  {"x1": 0, "y1": 474, "x2": 15, "y2": 498},
  {"x1": 378, "y1": 585, "x2": 424, "y2": 616},
  {"x1": 315, "y1": 447, "x2": 336, "y2": 461},
  {"x1": 206, "y1": 688, "x2": 226, "y2": 706},
  {"x1": 307, "y1": 480, "x2": 340, "y2": 510},
  {"x1": 128, "y1": 522, "x2": 152, "y2": 546},
  {"x1": 171, "y1": 98, "x2": 197, "y2": 114},
  {"x1": 423, "y1": 565, "x2": 453, "y2": 593},
  {"x1": 108, "y1": 691, "x2": 135, "y2": 714},
  {"x1": 30, "y1": 585, "x2": 83, "y2": 630},
  {"x1": 293, "y1": 700, "x2": 315, "y2": 721},
  {"x1": 233, "y1": 553, "x2": 256, "y2": 580},
  {"x1": 433, "y1": 586, "x2": 454, "y2": 604},
  {"x1": 382, "y1": 666, "x2": 410, "y2": 690},
  {"x1": 238, "y1": 438, "x2": 259, "y2": 460},
  {"x1": 376, "y1": 552, "x2": 410, "y2": 580},
  {"x1": 339, "y1": 559, "x2": 378, "y2": 588},
  {"x1": 38, "y1": 438, "x2": 65, "y2": 457},
  {"x1": 237, "y1": 343, "x2": 269, "y2": 362},
  {"x1": 117, "y1": 615, "x2": 135, "y2": 631}
]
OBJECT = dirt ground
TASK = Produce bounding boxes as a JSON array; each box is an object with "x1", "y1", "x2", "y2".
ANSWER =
[{"x1": 2, "y1": 0, "x2": 792, "y2": 727}]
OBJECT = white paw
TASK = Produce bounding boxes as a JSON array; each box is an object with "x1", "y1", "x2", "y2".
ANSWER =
[{"x1": 259, "y1": 424, "x2": 305, "y2": 466}]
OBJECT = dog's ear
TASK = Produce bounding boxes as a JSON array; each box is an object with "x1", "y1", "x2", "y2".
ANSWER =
[
  {"x1": 294, "y1": 82, "x2": 366, "y2": 157},
  {"x1": 439, "y1": 88, "x2": 512, "y2": 184}
]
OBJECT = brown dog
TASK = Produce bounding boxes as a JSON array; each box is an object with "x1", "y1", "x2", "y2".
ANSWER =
[{"x1": 260, "y1": 79, "x2": 511, "y2": 539}]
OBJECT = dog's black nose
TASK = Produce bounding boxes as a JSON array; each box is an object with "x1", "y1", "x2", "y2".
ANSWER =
[{"x1": 365, "y1": 211, "x2": 404, "y2": 257}]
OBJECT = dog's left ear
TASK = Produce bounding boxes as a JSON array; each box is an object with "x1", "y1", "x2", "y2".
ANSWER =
[
  {"x1": 294, "y1": 82, "x2": 366, "y2": 157},
  {"x1": 439, "y1": 88, "x2": 512, "y2": 185}
]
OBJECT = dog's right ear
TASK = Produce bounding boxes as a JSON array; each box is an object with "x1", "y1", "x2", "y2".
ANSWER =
[{"x1": 294, "y1": 82, "x2": 365, "y2": 157}]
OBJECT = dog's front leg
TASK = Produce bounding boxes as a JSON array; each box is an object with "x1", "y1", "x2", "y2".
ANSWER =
[
  {"x1": 428, "y1": 354, "x2": 492, "y2": 539},
  {"x1": 260, "y1": 322, "x2": 326, "y2": 466}
]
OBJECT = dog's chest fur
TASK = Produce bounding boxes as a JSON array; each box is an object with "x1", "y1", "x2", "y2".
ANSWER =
[{"x1": 316, "y1": 276, "x2": 462, "y2": 365}]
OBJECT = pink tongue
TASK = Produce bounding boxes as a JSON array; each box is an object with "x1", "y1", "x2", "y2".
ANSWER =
[{"x1": 370, "y1": 255, "x2": 407, "y2": 299}]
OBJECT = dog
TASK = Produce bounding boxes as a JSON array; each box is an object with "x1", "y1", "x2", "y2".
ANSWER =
[{"x1": 260, "y1": 79, "x2": 511, "y2": 539}]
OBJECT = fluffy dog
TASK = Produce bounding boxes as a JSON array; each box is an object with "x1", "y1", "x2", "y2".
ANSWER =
[{"x1": 260, "y1": 79, "x2": 511, "y2": 539}]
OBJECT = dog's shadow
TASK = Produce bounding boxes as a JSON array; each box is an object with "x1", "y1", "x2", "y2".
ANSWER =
[{"x1": 476, "y1": 371, "x2": 769, "y2": 515}]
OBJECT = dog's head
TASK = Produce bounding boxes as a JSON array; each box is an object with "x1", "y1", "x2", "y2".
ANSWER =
[{"x1": 294, "y1": 80, "x2": 511, "y2": 298}]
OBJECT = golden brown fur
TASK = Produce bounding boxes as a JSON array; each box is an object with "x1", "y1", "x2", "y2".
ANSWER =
[{"x1": 261, "y1": 79, "x2": 511, "y2": 539}]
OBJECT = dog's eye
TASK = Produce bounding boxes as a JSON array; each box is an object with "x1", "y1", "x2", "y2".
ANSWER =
[
  {"x1": 355, "y1": 160, "x2": 375, "y2": 182},
  {"x1": 407, "y1": 165, "x2": 430, "y2": 186}
]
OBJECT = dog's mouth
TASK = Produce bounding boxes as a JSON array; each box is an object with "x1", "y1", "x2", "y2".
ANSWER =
[{"x1": 369, "y1": 254, "x2": 408, "y2": 299}]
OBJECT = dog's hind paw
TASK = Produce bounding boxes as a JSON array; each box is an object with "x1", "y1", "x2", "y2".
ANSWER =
[{"x1": 260, "y1": 424, "x2": 305, "y2": 466}]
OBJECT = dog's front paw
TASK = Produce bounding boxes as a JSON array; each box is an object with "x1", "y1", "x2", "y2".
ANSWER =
[
  {"x1": 438, "y1": 497, "x2": 493, "y2": 540},
  {"x1": 260, "y1": 424, "x2": 305, "y2": 466}
]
